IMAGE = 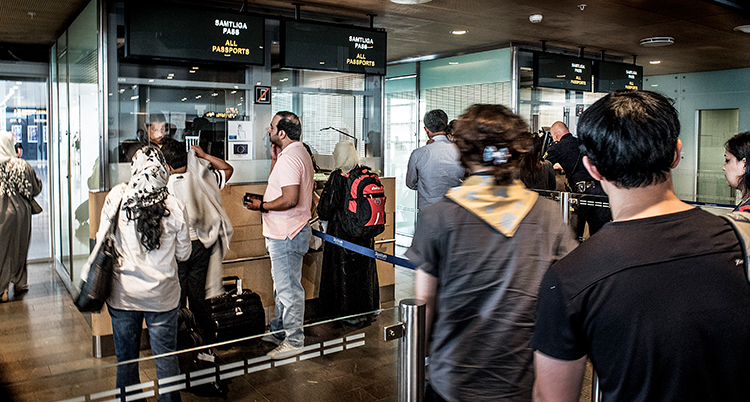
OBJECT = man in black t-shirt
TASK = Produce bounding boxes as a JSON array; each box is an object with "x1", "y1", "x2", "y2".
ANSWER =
[
  {"x1": 546, "y1": 121, "x2": 610, "y2": 239},
  {"x1": 533, "y1": 90, "x2": 750, "y2": 402}
]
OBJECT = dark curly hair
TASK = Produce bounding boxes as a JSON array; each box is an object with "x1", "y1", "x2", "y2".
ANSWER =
[
  {"x1": 126, "y1": 201, "x2": 171, "y2": 251},
  {"x1": 453, "y1": 104, "x2": 532, "y2": 186}
]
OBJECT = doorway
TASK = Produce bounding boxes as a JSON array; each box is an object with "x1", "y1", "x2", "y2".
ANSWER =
[{"x1": 696, "y1": 109, "x2": 739, "y2": 204}]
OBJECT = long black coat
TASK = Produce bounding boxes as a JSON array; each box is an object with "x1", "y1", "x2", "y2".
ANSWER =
[{"x1": 316, "y1": 167, "x2": 380, "y2": 320}]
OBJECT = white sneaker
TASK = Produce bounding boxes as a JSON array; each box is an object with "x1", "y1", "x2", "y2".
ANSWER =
[
  {"x1": 267, "y1": 341, "x2": 302, "y2": 360},
  {"x1": 261, "y1": 333, "x2": 283, "y2": 345}
]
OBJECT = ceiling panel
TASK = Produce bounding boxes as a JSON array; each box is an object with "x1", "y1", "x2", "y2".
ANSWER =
[{"x1": 0, "y1": 0, "x2": 748, "y2": 75}]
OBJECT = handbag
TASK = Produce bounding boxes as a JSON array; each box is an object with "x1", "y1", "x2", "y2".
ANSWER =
[
  {"x1": 29, "y1": 198, "x2": 42, "y2": 215},
  {"x1": 74, "y1": 200, "x2": 122, "y2": 312}
]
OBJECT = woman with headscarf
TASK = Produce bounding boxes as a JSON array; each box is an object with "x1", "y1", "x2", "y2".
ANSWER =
[
  {"x1": 316, "y1": 141, "x2": 380, "y2": 325},
  {"x1": 0, "y1": 131, "x2": 42, "y2": 302},
  {"x1": 85, "y1": 145, "x2": 190, "y2": 401}
]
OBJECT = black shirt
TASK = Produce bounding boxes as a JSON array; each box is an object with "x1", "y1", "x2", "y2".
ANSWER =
[
  {"x1": 545, "y1": 133, "x2": 593, "y2": 185},
  {"x1": 534, "y1": 208, "x2": 750, "y2": 402}
]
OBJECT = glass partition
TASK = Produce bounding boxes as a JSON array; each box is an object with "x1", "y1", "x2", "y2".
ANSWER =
[
  {"x1": 696, "y1": 109, "x2": 739, "y2": 204},
  {"x1": 0, "y1": 77, "x2": 51, "y2": 261},
  {"x1": 4, "y1": 308, "x2": 400, "y2": 402}
]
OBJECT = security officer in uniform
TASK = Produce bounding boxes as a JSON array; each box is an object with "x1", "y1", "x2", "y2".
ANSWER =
[{"x1": 546, "y1": 121, "x2": 611, "y2": 240}]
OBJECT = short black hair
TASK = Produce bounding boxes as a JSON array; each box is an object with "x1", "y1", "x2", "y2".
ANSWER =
[
  {"x1": 424, "y1": 109, "x2": 448, "y2": 133},
  {"x1": 14, "y1": 143, "x2": 22, "y2": 150},
  {"x1": 725, "y1": 131, "x2": 750, "y2": 192},
  {"x1": 577, "y1": 90, "x2": 680, "y2": 189},
  {"x1": 160, "y1": 138, "x2": 187, "y2": 170},
  {"x1": 148, "y1": 113, "x2": 167, "y2": 125},
  {"x1": 276, "y1": 111, "x2": 302, "y2": 141}
]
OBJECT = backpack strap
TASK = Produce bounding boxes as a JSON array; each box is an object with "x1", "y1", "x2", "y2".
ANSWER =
[{"x1": 720, "y1": 211, "x2": 750, "y2": 284}]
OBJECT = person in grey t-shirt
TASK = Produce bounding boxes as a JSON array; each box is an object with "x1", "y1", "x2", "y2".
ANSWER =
[
  {"x1": 406, "y1": 109, "x2": 464, "y2": 211},
  {"x1": 407, "y1": 104, "x2": 577, "y2": 402}
]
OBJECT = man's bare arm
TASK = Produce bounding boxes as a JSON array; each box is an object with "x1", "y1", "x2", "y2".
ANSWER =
[{"x1": 533, "y1": 351, "x2": 587, "y2": 402}]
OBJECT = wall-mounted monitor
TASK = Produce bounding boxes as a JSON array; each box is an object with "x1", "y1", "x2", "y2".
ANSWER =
[
  {"x1": 281, "y1": 20, "x2": 387, "y2": 75},
  {"x1": 595, "y1": 61, "x2": 643, "y2": 92},
  {"x1": 534, "y1": 52, "x2": 592, "y2": 92},
  {"x1": 126, "y1": 2, "x2": 265, "y2": 65}
]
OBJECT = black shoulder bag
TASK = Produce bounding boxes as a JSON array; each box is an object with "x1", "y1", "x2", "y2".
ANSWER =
[{"x1": 74, "y1": 200, "x2": 122, "y2": 312}]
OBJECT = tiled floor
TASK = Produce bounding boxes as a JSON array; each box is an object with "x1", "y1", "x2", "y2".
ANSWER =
[{"x1": 1, "y1": 262, "x2": 592, "y2": 402}]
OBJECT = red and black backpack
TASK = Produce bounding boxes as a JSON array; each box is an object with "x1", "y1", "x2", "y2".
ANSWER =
[{"x1": 341, "y1": 166, "x2": 386, "y2": 238}]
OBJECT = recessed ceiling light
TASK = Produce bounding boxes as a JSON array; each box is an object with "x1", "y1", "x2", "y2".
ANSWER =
[
  {"x1": 529, "y1": 14, "x2": 543, "y2": 23},
  {"x1": 196, "y1": 95, "x2": 201, "y2": 99},
  {"x1": 320, "y1": 61, "x2": 325, "y2": 64},
  {"x1": 649, "y1": 60, "x2": 661, "y2": 64},
  {"x1": 450, "y1": 30, "x2": 467, "y2": 35},
  {"x1": 734, "y1": 25, "x2": 750, "y2": 33},
  {"x1": 449, "y1": 62, "x2": 459, "y2": 65},
  {"x1": 651, "y1": 84, "x2": 659, "y2": 87},
  {"x1": 189, "y1": 70, "x2": 196, "y2": 73},
  {"x1": 192, "y1": 67, "x2": 199, "y2": 70},
  {"x1": 148, "y1": 79, "x2": 154, "y2": 82},
  {"x1": 640, "y1": 37, "x2": 674, "y2": 47}
]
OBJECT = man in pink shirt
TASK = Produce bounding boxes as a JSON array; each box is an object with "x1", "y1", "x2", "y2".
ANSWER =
[{"x1": 245, "y1": 111, "x2": 313, "y2": 360}]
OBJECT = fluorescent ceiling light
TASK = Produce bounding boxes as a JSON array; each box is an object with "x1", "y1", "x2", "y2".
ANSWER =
[
  {"x1": 649, "y1": 60, "x2": 661, "y2": 64},
  {"x1": 450, "y1": 30, "x2": 467, "y2": 35}
]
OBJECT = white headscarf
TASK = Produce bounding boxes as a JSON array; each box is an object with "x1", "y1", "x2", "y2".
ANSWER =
[
  {"x1": 333, "y1": 140, "x2": 359, "y2": 172},
  {"x1": 121, "y1": 145, "x2": 170, "y2": 219},
  {"x1": 0, "y1": 131, "x2": 16, "y2": 164}
]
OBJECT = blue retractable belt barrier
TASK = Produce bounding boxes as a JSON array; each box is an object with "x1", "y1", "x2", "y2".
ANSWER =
[{"x1": 312, "y1": 229, "x2": 416, "y2": 270}]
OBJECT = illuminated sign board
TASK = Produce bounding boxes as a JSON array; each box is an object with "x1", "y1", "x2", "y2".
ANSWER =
[
  {"x1": 281, "y1": 20, "x2": 387, "y2": 75},
  {"x1": 534, "y1": 53, "x2": 592, "y2": 91},
  {"x1": 126, "y1": 2, "x2": 264, "y2": 65},
  {"x1": 595, "y1": 61, "x2": 643, "y2": 92}
]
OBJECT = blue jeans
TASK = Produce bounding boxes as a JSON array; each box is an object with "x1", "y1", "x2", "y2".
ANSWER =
[
  {"x1": 265, "y1": 224, "x2": 311, "y2": 348},
  {"x1": 109, "y1": 305, "x2": 182, "y2": 402}
]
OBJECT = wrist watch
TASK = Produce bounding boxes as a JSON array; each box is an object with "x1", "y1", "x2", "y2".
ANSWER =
[{"x1": 259, "y1": 201, "x2": 268, "y2": 213}]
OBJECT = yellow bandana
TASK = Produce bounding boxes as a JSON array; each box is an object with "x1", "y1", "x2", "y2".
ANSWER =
[{"x1": 446, "y1": 176, "x2": 538, "y2": 237}]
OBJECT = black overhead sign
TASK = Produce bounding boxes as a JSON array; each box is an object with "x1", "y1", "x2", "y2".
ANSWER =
[
  {"x1": 126, "y1": 2, "x2": 264, "y2": 65},
  {"x1": 534, "y1": 52, "x2": 592, "y2": 92},
  {"x1": 281, "y1": 20, "x2": 387, "y2": 75},
  {"x1": 595, "y1": 61, "x2": 643, "y2": 92}
]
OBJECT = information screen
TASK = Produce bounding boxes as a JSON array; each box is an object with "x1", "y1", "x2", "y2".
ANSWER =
[
  {"x1": 126, "y1": 2, "x2": 264, "y2": 65},
  {"x1": 281, "y1": 20, "x2": 387, "y2": 75},
  {"x1": 534, "y1": 53, "x2": 592, "y2": 91},
  {"x1": 595, "y1": 61, "x2": 643, "y2": 92}
]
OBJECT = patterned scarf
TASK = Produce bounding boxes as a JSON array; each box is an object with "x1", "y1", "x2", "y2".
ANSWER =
[
  {"x1": 446, "y1": 175, "x2": 538, "y2": 237},
  {"x1": 0, "y1": 131, "x2": 34, "y2": 199},
  {"x1": 121, "y1": 145, "x2": 170, "y2": 218}
]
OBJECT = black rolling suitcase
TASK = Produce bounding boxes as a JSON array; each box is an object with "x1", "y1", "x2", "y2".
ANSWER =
[{"x1": 209, "y1": 276, "x2": 265, "y2": 342}]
